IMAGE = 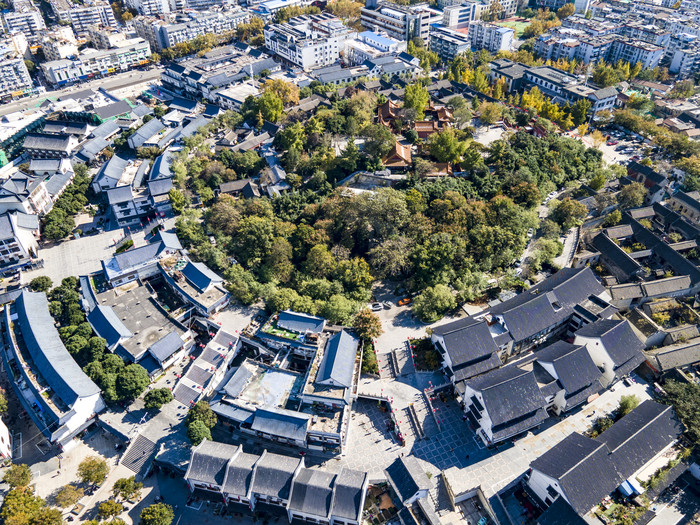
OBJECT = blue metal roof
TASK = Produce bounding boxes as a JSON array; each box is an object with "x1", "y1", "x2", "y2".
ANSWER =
[
  {"x1": 15, "y1": 291, "x2": 102, "y2": 407},
  {"x1": 87, "y1": 305, "x2": 133, "y2": 348},
  {"x1": 181, "y1": 261, "x2": 222, "y2": 292},
  {"x1": 148, "y1": 331, "x2": 184, "y2": 363},
  {"x1": 316, "y1": 330, "x2": 358, "y2": 388},
  {"x1": 277, "y1": 310, "x2": 325, "y2": 334}
]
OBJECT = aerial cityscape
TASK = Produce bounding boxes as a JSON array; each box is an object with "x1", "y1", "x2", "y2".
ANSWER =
[{"x1": 0, "y1": 0, "x2": 699, "y2": 522}]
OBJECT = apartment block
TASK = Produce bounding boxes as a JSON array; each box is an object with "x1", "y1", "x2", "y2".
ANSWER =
[
  {"x1": 671, "y1": 42, "x2": 700, "y2": 78},
  {"x1": 3, "y1": 5, "x2": 46, "y2": 39},
  {"x1": 0, "y1": 47, "x2": 33, "y2": 101},
  {"x1": 360, "y1": 0, "x2": 441, "y2": 43},
  {"x1": 86, "y1": 25, "x2": 127, "y2": 49},
  {"x1": 42, "y1": 36, "x2": 79, "y2": 61},
  {"x1": 67, "y1": 2, "x2": 118, "y2": 36},
  {"x1": 429, "y1": 26, "x2": 470, "y2": 61},
  {"x1": 264, "y1": 13, "x2": 355, "y2": 71},
  {"x1": 41, "y1": 38, "x2": 152, "y2": 85},
  {"x1": 134, "y1": 8, "x2": 251, "y2": 51},
  {"x1": 467, "y1": 20, "x2": 514, "y2": 53},
  {"x1": 124, "y1": 0, "x2": 171, "y2": 16},
  {"x1": 442, "y1": 1, "x2": 480, "y2": 28},
  {"x1": 608, "y1": 37, "x2": 664, "y2": 69}
]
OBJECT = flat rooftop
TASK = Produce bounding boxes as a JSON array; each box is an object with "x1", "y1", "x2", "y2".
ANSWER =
[
  {"x1": 95, "y1": 281, "x2": 187, "y2": 361},
  {"x1": 160, "y1": 257, "x2": 227, "y2": 309},
  {"x1": 224, "y1": 359, "x2": 304, "y2": 409}
]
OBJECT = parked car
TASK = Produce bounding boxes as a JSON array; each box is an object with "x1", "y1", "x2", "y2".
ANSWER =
[
  {"x1": 370, "y1": 302, "x2": 383, "y2": 312},
  {"x1": 527, "y1": 228, "x2": 534, "y2": 238},
  {"x1": 398, "y1": 298, "x2": 412, "y2": 306},
  {"x1": 383, "y1": 301, "x2": 393, "y2": 309},
  {"x1": 607, "y1": 140, "x2": 618, "y2": 146}
]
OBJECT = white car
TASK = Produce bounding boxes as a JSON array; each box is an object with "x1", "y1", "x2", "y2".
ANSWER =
[
  {"x1": 370, "y1": 303, "x2": 383, "y2": 312},
  {"x1": 527, "y1": 228, "x2": 534, "y2": 238}
]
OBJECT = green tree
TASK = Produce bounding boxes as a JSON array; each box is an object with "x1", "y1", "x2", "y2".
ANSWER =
[
  {"x1": 664, "y1": 380, "x2": 700, "y2": 446},
  {"x1": 99, "y1": 499, "x2": 124, "y2": 520},
  {"x1": 185, "y1": 401, "x2": 217, "y2": 429},
  {"x1": 602, "y1": 209, "x2": 622, "y2": 227},
  {"x1": 617, "y1": 395, "x2": 639, "y2": 418},
  {"x1": 33, "y1": 507, "x2": 64, "y2": 525},
  {"x1": 429, "y1": 128, "x2": 467, "y2": 164},
  {"x1": 187, "y1": 420, "x2": 211, "y2": 446},
  {"x1": 0, "y1": 388, "x2": 7, "y2": 414},
  {"x1": 551, "y1": 198, "x2": 587, "y2": 229},
  {"x1": 140, "y1": 503, "x2": 175, "y2": 525},
  {"x1": 618, "y1": 182, "x2": 646, "y2": 209},
  {"x1": 478, "y1": 102, "x2": 502, "y2": 125},
  {"x1": 320, "y1": 294, "x2": 356, "y2": 324},
  {"x1": 257, "y1": 91, "x2": 284, "y2": 123},
  {"x1": 363, "y1": 124, "x2": 395, "y2": 160},
  {"x1": 144, "y1": 388, "x2": 173, "y2": 410},
  {"x1": 570, "y1": 99, "x2": 591, "y2": 126},
  {"x1": 404, "y1": 84, "x2": 429, "y2": 120},
  {"x1": 77, "y1": 456, "x2": 109, "y2": 485},
  {"x1": 54, "y1": 484, "x2": 83, "y2": 508},
  {"x1": 412, "y1": 284, "x2": 456, "y2": 322},
  {"x1": 352, "y1": 309, "x2": 383, "y2": 342},
  {"x1": 112, "y1": 477, "x2": 143, "y2": 501},
  {"x1": 1, "y1": 488, "x2": 44, "y2": 524},
  {"x1": 169, "y1": 189, "x2": 187, "y2": 214},
  {"x1": 116, "y1": 364, "x2": 150, "y2": 400},
  {"x1": 556, "y1": 2, "x2": 575, "y2": 19},
  {"x1": 3, "y1": 464, "x2": 31, "y2": 488},
  {"x1": 29, "y1": 276, "x2": 52, "y2": 292}
]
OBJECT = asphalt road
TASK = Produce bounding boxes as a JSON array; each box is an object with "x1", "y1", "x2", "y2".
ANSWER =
[{"x1": 0, "y1": 68, "x2": 163, "y2": 117}]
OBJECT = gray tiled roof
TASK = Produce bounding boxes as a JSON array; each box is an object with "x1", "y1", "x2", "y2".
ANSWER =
[
  {"x1": 595, "y1": 400, "x2": 684, "y2": 478},
  {"x1": 531, "y1": 432, "x2": 619, "y2": 515},
  {"x1": 250, "y1": 407, "x2": 310, "y2": 443},
  {"x1": 23, "y1": 133, "x2": 72, "y2": 152},
  {"x1": 277, "y1": 310, "x2": 325, "y2": 334},
  {"x1": 181, "y1": 261, "x2": 223, "y2": 293},
  {"x1": 536, "y1": 497, "x2": 588, "y2": 525},
  {"x1": 432, "y1": 317, "x2": 502, "y2": 381},
  {"x1": 288, "y1": 468, "x2": 336, "y2": 518},
  {"x1": 148, "y1": 331, "x2": 184, "y2": 363},
  {"x1": 15, "y1": 291, "x2": 102, "y2": 406},
  {"x1": 223, "y1": 451, "x2": 259, "y2": 497},
  {"x1": 591, "y1": 233, "x2": 642, "y2": 278},
  {"x1": 95, "y1": 100, "x2": 133, "y2": 120},
  {"x1": 87, "y1": 305, "x2": 133, "y2": 348},
  {"x1": 316, "y1": 330, "x2": 358, "y2": 388},
  {"x1": 575, "y1": 319, "x2": 644, "y2": 375},
  {"x1": 106, "y1": 185, "x2": 133, "y2": 205},
  {"x1": 186, "y1": 440, "x2": 239, "y2": 486},
  {"x1": 332, "y1": 468, "x2": 367, "y2": 521},
  {"x1": 535, "y1": 342, "x2": 602, "y2": 396},
  {"x1": 96, "y1": 155, "x2": 129, "y2": 187},
  {"x1": 469, "y1": 366, "x2": 547, "y2": 428},
  {"x1": 385, "y1": 456, "x2": 431, "y2": 504},
  {"x1": 250, "y1": 450, "x2": 302, "y2": 500}
]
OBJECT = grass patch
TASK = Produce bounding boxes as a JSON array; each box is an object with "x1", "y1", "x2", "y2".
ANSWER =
[{"x1": 494, "y1": 20, "x2": 530, "y2": 37}]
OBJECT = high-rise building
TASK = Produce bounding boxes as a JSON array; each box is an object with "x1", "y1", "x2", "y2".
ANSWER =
[{"x1": 360, "y1": 0, "x2": 441, "y2": 43}]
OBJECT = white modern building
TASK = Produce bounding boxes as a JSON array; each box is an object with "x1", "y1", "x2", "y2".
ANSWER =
[
  {"x1": 67, "y1": 2, "x2": 118, "y2": 36},
  {"x1": 41, "y1": 38, "x2": 151, "y2": 85},
  {"x1": 0, "y1": 45, "x2": 34, "y2": 99},
  {"x1": 3, "y1": 6, "x2": 45, "y2": 39},
  {"x1": 343, "y1": 30, "x2": 405, "y2": 65},
  {"x1": 442, "y1": 2, "x2": 480, "y2": 28},
  {"x1": 360, "y1": 0, "x2": 441, "y2": 43},
  {"x1": 134, "y1": 8, "x2": 251, "y2": 51},
  {"x1": 264, "y1": 13, "x2": 356, "y2": 71}
]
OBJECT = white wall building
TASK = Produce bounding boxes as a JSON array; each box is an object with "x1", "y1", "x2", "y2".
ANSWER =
[
  {"x1": 264, "y1": 13, "x2": 356, "y2": 71},
  {"x1": 67, "y1": 2, "x2": 118, "y2": 36},
  {"x1": 360, "y1": 0, "x2": 441, "y2": 43},
  {"x1": 41, "y1": 38, "x2": 151, "y2": 85},
  {"x1": 343, "y1": 30, "x2": 405, "y2": 65}
]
